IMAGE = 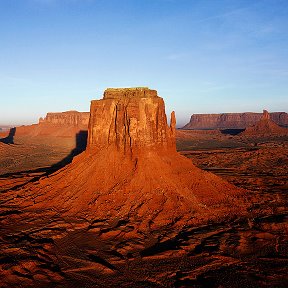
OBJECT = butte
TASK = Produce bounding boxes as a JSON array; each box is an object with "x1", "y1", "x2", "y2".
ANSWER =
[
  {"x1": 19, "y1": 87, "x2": 247, "y2": 234},
  {"x1": 242, "y1": 110, "x2": 288, "y2": 137}
]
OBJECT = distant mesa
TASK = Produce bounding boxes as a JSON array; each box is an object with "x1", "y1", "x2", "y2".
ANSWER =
[
  {"x1": 39, "y1": 110, "x2": 90, "y2": 126},
  {"x1": 15, "y1": 110, "x2": 89, "y2": 138},
  {"x1": 0, "y1": 125, "x2": 13, "y2": 132},
  {"x1": 183, "y1": 111, "x2": 288, "y2": 130},
  {"x1": 20, "y1": 87, "x2": 246, "y2": 233},
  {"x1": 241, "y1": 110, "x2": 288, "y2": 137}
]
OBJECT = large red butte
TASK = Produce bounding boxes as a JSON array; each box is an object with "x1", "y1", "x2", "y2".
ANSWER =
[{"x1": 23, "y1": 88, "x2": 246, "y2": 232}]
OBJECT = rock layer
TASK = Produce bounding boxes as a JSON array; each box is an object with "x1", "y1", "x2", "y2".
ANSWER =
[{"x1": 183, "y1": 112, "x2": 288, "y2": 129}]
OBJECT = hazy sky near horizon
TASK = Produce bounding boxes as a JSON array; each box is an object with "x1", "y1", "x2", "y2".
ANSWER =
[{"x1": 0, "y1": 0, "x2": 287, "y2": 126}]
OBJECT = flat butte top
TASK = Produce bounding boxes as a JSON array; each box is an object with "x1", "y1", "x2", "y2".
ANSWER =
[{"x1": 103, "y1": 87, "x2": 158, "y2": 99}]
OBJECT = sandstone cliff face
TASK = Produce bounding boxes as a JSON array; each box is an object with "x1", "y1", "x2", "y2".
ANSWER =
[
  {"x1": 19, "y1": 88, "x2": 246, "y2": 234},
  {"x1": 88, "y1": 88, "x2": 175, "y2": 152},
  {"x1": 183, "y1": 112, "x2": 288, "y2": 129},
  {"x1": 39, "y1": 110, "x2": 90, "y2": 126},
  {"x1": 15, "y1": 111, "x2": 89, "y2": 137}
]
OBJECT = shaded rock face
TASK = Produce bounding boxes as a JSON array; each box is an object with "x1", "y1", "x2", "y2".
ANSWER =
[
  {"x1": 183, "y1": 112, "x2": 288, "y2": 129},
  {"x1": 88, "y1": 88, "x2": 175, "y2": 152}
]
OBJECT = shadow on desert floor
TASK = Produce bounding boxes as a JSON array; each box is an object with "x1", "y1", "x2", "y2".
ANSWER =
[
  {"x1": 0, "y1": 127, "x2": 16, "y2": 144},
  {"x1": 0, "y1": 130, "x2": 88, "y2": 192}
]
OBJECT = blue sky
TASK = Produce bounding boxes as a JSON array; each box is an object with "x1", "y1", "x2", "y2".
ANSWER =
[{"x1": 0, "y1": 0, "x2": 287, "y2": 126}]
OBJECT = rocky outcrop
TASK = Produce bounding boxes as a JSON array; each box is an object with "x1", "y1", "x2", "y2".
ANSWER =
[
  {"x1": 183, "y1": 112, "x2": 288, "y2": 129},
  {"x1": 88, "y1": 88, "x2": 175, "y2": 152},
  {"x1": 262, "y1": 110, "x2": 270, "y2": 120},
  {"x1": 242, "y1": 110, "x2": 288, "y2": 137},
  {"x1": 39, "y1": 110, "x2": 90, "y2": 126},
  {"x1": 19, "y1": 88, "x2": 246, "y2": 235},
  {"x1": 15, "y1": 111, "x2": 89, "y2": 138}
]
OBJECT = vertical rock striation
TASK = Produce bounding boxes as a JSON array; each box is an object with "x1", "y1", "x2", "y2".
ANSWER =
[{"x1": 88, "y1": 88, "x2": 175, "y2": 152}]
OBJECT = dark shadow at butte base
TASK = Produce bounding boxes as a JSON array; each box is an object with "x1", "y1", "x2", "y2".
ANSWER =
[
  {"x1": 51, "y1": 130, "x2": 88, "y2": 170},
  {"x1": 0, "y1": 129, "x2": 88, "y2": 181},
  {"x1": 0, "y1": 127, "x2": 16, "y2": 144}
]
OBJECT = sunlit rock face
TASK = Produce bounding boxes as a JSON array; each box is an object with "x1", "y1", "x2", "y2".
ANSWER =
[
  {"x1": 13, "y1": 111, "x2": 89, "y2": 138},
  {"x1": 88, "y1": 87, "x2": 175, "y2": 152},
  {"x1": 39, "y1": 111, "x2": 90, "y2": 126}
]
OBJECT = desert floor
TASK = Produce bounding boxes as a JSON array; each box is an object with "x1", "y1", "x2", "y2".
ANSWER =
[{"x1": 1, "y1": 131, "x2": 287, "y2": 287}]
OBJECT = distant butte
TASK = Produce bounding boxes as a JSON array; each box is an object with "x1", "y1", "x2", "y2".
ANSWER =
[
  {"x1": 242, "y1": 110, "x2": 288, "y2": 137},
  {"x1": 14, "y1": 110, "x2": 89, "y2": 137},
  {"x1": 39, "y1": 110, "x2": 90, "y2": 126},
  {"x1": 18, "y1": 87, "x2": 246, "y2": 234}
]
